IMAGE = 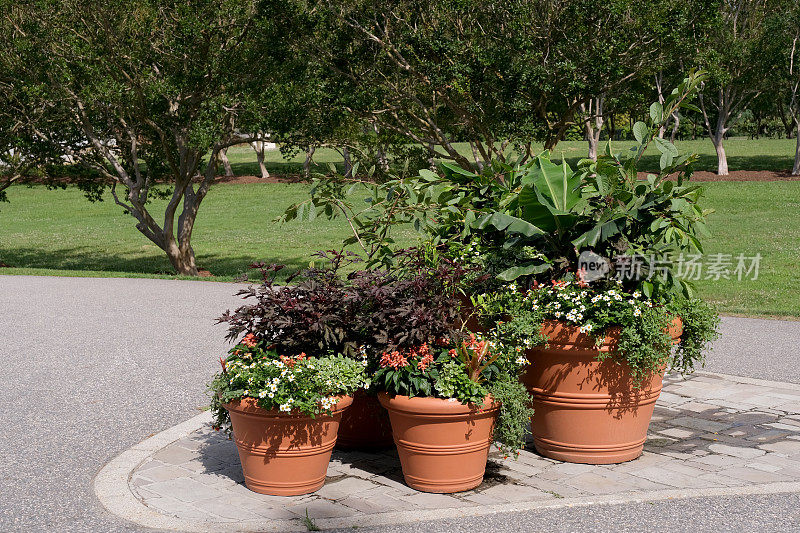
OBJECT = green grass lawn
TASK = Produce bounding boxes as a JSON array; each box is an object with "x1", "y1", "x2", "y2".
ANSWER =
[
  {"x1": 223, "y1": 137, "x2": 800, "y2": 176},
  {"x1": 1, "y1": 180, "x2": 798, "y2": 317}
]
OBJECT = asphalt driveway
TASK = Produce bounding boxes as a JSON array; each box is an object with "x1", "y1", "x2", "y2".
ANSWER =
[{"x1": 1, "y1": 275, "x2": 798, "y2": 532}]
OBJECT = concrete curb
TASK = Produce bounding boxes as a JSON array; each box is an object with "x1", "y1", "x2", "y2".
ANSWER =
[{"x1": 94, "y1": 372, "x2": 800, "y2": 532}]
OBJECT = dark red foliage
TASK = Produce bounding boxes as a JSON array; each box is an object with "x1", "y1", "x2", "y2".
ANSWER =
[{"x1": 217, "y1": 248, "x2": 468, "y2": 360}]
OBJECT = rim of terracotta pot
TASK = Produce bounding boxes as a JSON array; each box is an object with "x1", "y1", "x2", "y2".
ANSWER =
[
  {"x1": 540, "y1": 316, "x2": 683, "y2": 350},
  {"x1": 377, "y1": 392, "x2": 498, "y2": 416},
  {"x1": 222, "y1": 395, "x2": 353, "y2": 417}
]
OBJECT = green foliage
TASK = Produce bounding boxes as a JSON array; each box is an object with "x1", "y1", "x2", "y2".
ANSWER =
[
  {"x1": 669, "y1": 297, "x2": 722, "y2": 374},
  {"x1": 490, "y1": 278, "x2": 720, "y2": 384},
  {"x1": 287, "y1": 72, "x2": 714, "y2": 298},
  {"x1": 486, "y1": 374, "x2": 536, "y2": 457},
  {"x1": 209, "y1": 343, "x2": 368, "y2": 433},
  {"x1": 295, "y1": 0, "x2": 709, "y2": 166},
  {"x1": 373, "y1": 337, "x2": 532, "y2": 453}
]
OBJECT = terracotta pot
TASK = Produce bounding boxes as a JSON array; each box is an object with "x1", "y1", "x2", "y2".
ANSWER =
[
  {"x1": 336, "y1": 390, "x2": 394, "y2": 450},
  {"x1": 523, "y1": 318, "x2": 682, "y2": 464},
  {"x1": 378, "y1": 393, "x2": 499, "y2": 493},
  {"x1": 223, "y1": 396, "x2": 352, "y2": 496}
]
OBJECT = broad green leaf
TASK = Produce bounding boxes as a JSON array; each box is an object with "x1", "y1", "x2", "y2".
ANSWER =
[
  {"x1": 440, "y1": 162, "x2": 478, "y2": 178},
  {"x1": 418, "y1": 169, "x2": 440, "y2": 182},
  {"x1": 632, "y1": 121, "x2": 649, "y2": 143},
  {"x1": 649, "y1": 102, "x2": 663, "y2": 123},
  {"x1": 653, "y1": 136, "x2": 678, "y2": 157},
  {"x1": 660, "y1": 152, "x2": 674, "y2": 170},
  {"x1": 497, "y1": 262, "x2": 552, "y2": 281},
  {"x1": 525, "y1": 154, "x2": 581, "y2": 210},
  {"x1": 474, "y1": 212, "x2": 545, "y2": 237}
]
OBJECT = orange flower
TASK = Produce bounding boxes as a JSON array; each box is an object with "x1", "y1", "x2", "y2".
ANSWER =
[
  {"x1": 417, "y1": 350, "x2": 434, "y2": 371},
  {"x1": 380, "y1": 350, "x2": 408, "y2": 369},
  {"x1": 241, "y1": 333, "x2": 258, "y2": 348}
]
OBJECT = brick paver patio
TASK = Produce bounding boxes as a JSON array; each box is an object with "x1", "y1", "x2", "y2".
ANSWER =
[{"x1": 125, "y1": 372, "x2": 800, "y2": 529}]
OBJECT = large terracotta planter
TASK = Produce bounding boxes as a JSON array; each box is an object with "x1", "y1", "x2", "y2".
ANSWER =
[
  {"x1": 523, "y1": 318, "x2": 682, "y2": 464},
  {"x1": 223, "y1": 396, "x2": 352, "y2": 496},
  {"x1": 336, "y1": 390, "x2": 394, "y2": 450},
  {"x1": 378, "y1": 393, "x2": 499, "y2": 493}
]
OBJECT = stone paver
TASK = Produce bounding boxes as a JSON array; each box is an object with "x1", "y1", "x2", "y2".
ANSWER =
[{"x1": 127, "y1": 372, "x2": 800, "y2": 529}]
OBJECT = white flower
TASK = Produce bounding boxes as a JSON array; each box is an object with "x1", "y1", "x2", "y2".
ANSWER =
[
  {"x1": 633, "y1": 308, "x2": 642, "y2": 317},
  {"x1": 515, "y1": 356, "x2": 528, "y2": 365},
  {"x1": 288, "y1": 374, "x2": 295, "y2": 382},
  {"x1": 279, "y1": 403, "x2": 291, "y2": 412},
  {"x1": 613, "y1": 294, "x2": 622, "y2": 301},
  {"x1": 267, "y1": 392, "x2": 274, "y2": 398},
  {"x1": 632, "y1": 291, "x2": 641, "y2": 298},
  {"x1": 628, "y1": 299, "x2": 635, "y2": 305},
  {"x1": 580, "y1": 323, "x2": 593, "y2": 333}
]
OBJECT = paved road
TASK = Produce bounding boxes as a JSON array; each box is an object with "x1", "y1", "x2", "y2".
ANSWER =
[{"x1": 1, "y1": 275, "x2": 798, "y2": 532}]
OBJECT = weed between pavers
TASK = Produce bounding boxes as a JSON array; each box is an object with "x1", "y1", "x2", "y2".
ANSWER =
[{"x1": 303, "y1": 509, "x2": 320, "y2": 531}]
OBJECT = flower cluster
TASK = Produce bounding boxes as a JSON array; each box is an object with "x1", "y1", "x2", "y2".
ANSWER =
[
  {"x1": 526, "y1": 279, "x2": 656, "y2": 336},
  {"x1": 209, "y1": 338, "x2": 368, "y2": 432},
  {"x1": 379, "y1": 344, "x2": 435, "y2": 371}
]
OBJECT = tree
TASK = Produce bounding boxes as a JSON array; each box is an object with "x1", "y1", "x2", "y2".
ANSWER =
[
  {"x1": 5, "y1": 0, "x2": 289, "y2": 274},
  {"x1": 696, "y1": 0, "x2": 777, "y2": 175},
  {"x1": 295, "y1": 0, "x2": 669, "y2": 170},
  {"x1": 764, "y1": 0, "x2": 800, "y2": 173}
]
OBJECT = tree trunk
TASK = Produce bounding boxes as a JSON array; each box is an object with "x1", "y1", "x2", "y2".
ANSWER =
[
  {"x1": 469, "y1": 142, "x2": 485, "y2": 172},
  {"x1": 581, "y1": 96, "x2": 603, "y2": 161},
  {"x1": 793, "y1": 121, "x2": 800, "y2": 176},
  {"x1": 778, "y1": 105, "x2": 794, "y2": 139},
  {"x1": 250, "y1": 140, "x2": 269, "y2": 179},
  {"x1": 303, "y1": 146, "x2": 315, "y2": 179},
  {"x1": 372, "y1": 123, "x2": 389, "y2": 173},
  {"x1": 608, "y1": 112, "x2": 616, "y2": 141},
  {"x1": 218, "y1": 147, "x2": 234, "y2": 177},
  {"x1": 427, "y1": 143, "x2": 437, "y2": 171},
  {"x1": 165, "y1": 240, "x2": 198, "y2": 276},
  {"x1": 342, "y1": 146, "x2": 353, "y2": 178},
  {"x1": 712, "y1": 133, "x2": 729, "y2": 176},
  {"x1": 670, "y1": 112, "x2": 680, "y2": 143}
]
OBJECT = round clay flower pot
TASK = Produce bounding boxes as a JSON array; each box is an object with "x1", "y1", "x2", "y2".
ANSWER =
[
  {"x1": 336, "y1": 390, "x2": 394, "y2": 450},
  {"x1": 522, "y1": 318, "x2": 682, "y2": 464},
  {"x1": 222, "y1": 395, "x2": 352, "y2": 496},
  {"x1": 378, "y1": 393, "x2": 499, "y2": 493}
]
